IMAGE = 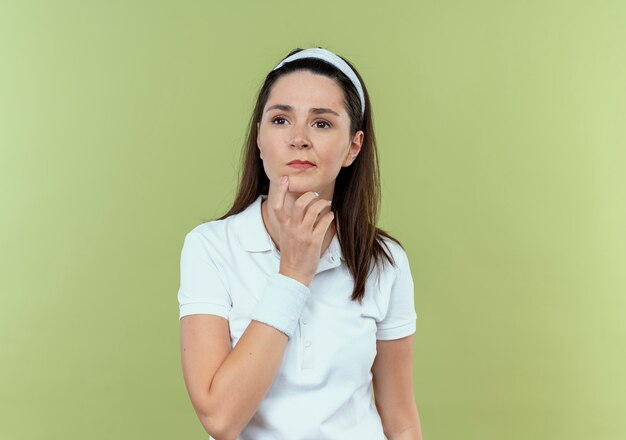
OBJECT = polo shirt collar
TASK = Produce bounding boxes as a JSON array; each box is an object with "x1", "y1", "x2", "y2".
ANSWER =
[{"x1": 233, "y1": 194, "x2": 344, "y2": 263}]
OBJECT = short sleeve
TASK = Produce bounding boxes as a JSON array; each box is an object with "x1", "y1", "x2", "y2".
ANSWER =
[
  {"x1": 376, "y1": 246, "x2": 418, "y2": 340},
  {"x1": 177, "y1": 230, "x2": 232, "y2": 320}
]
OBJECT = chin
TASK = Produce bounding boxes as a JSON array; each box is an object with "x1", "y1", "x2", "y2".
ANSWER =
[
  {"x1": 287, "y1": 186, "x2": 311, "y2": 196},
  {"x1": 286, "y1": 181, "x2": 318, "y2": 195}
]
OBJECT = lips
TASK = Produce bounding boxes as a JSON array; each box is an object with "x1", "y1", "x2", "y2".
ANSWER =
[
  {"x1": 287, "y1": 160, "x2": 315, "y2": 165},
  {"x1": 288, "y1": 160, "x2": 316, "y2": 170}
]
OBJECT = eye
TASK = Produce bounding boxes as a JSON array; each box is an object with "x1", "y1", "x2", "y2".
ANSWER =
[
  {"x1": 271, "y1": 116, "x2": 288, "y2": 125},
  {"x1": 315, "y1": 120, "x2": 331, "y2": 129}
]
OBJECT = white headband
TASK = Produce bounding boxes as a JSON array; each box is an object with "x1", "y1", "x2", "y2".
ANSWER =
[{"x1": 272, "y1": 48, "x2": 365, "y2": 118}]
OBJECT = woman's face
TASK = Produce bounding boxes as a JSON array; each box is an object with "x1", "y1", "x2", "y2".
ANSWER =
[{"x1": 256, "y1": 70, "x2": 363, "y2": 198}]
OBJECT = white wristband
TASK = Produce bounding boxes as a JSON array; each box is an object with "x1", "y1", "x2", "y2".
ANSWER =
[{"x1": 249, "y1": 272, "x2": 311, "y2": 338}]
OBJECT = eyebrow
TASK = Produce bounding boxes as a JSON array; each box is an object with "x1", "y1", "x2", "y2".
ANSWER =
[{"x1": 264, "y1": 104, "x2": 341, "y2": 117}]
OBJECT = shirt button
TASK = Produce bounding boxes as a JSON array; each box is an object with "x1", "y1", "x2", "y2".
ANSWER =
[
  {"x1": 304, "y1": 340, "x2": 312, "y2": 347},
  {"x1": 302, "y1": 318, "x2": 308, "y2": 325}
]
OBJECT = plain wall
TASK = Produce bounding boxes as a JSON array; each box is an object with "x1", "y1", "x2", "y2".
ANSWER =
[{"x1": 1, "y1": 1, "x2": 624, "y2": 439}]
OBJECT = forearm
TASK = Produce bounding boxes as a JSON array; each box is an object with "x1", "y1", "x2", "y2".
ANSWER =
[
  {"x1": 205, "y1": 320, "x2": 289, "y2": 438},
  {"x1": 384, "y1": 410, "x2": 423, "y2": 440},
  {"x1": 386, "y1": 425, "x2": 422, "y2": 440},
  {"x1": 203, "y1": 273, "x2": 310, "y2": 439}
]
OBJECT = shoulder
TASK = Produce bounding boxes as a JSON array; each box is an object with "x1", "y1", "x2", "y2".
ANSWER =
[
  {"x1": 181, "y1": 211, "x2": 242, "y2": 257},
  {"x1": 183, "y1": 217, "x2": 229, "y2": 248},
  {"x1": 181, "y1": 200, "x2": 261, "y2": 259},
  {"x1": 183, "y1": 196, "x2": 264, "y2": 248},
  {"x1": 377, "y1": 234, "x2": 408, "y2": 273}
]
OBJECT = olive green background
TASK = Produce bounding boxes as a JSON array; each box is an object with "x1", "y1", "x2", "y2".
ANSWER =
[{"x1": 1, "y1": 1, "x2": 624, "y2": 439}]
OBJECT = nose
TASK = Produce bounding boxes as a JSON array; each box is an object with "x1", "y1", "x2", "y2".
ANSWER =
[{"x1": 289, "y1": 122, "x2": 310, "y2": 149}]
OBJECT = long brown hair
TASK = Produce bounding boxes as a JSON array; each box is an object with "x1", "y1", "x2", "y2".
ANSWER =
[{"x1": 216, "y1": 47, "x2": 404, "y2": 304}]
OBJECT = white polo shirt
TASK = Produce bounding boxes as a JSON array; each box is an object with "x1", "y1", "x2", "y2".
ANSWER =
[{"x1": 178, "y1": 194, "x2": 417, "y2": 440}]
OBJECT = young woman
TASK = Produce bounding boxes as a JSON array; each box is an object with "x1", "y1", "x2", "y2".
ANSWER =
[{"x1": 178, "y1": 47, "x2": 423, "y2": 440}]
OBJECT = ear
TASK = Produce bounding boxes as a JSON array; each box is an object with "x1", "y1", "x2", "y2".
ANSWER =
[
  {"x1": 256, "y1": 122, "x2": 263, "y2": 159},
  {"x1": 342, "y1": 130, "x2": 364, "y2": 167}
]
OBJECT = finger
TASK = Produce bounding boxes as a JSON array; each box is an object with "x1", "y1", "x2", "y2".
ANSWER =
[
  {"x1": 291, "y1": 191, "x2": 321, "y2": 225},
  {"x1": 302, "y1": 198, "x2": 332, "y2": 230},
  {"x1": 272, "y1": 175, "x2": 289, "y2": 223},
  {"x1": 312, "y1": 209, "x2": 335, "y2": 239}
]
